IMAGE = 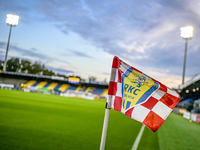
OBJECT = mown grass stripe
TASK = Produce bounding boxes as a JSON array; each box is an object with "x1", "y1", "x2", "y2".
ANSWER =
[
  {"x1": 158, "y1": 113, "x2": 200, "y2": 150},
  {"x1": 1, "y1": 89, "x2": 200, "y2": 150}
]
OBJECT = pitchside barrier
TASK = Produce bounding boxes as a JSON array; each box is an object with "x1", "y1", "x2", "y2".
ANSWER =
[
  {"x1": 0, "y1": 83, "x2": 14, "y2": 89},
  {"x1": 182, "y1": 111, "x2": 200, "y2": 124},
  {"x1": 173, "y1": 108, "x2": 200, "y2": 124},
  {"x1": 24, "y1": 86, "x2": 106, "y2": 100},
  {"x1": 60, "y1": 90, "x2": 99, "y2": 100},
  {"x1": 191, "y1": 113, "x2": 200, "y2": 124},
  {"x1": 183, "y1": 112, "x2": 191, "y2": 120}
]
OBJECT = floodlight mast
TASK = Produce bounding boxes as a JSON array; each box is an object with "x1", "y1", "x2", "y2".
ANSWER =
[
  {"x1": 180, "y1": 26, "x2": 193, "y2": 85},
  {"x1": 3, "y1": 14, "x2": 19, "y2": 71}
]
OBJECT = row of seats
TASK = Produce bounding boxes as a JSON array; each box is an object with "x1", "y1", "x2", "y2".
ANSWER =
[{"x1": 25, "y1": 80, "x2": 108, "y2": 97}]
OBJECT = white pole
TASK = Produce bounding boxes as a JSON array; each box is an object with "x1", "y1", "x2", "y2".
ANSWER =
[{"x1": 100, "y1": 107, "x2": 110, "y2": 150}]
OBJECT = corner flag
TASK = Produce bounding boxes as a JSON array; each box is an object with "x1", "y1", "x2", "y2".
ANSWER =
[{"x1": 107, "y1": 56, "x2": 180, "y2": 132}]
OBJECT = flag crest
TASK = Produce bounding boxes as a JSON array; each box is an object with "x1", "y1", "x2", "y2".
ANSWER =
[
  {"x1": 107, "y1": 56, "x2": 180, "y2": 132},
  {"x1": 122, "y1": 68, "x2": 159, "y2": 112}
]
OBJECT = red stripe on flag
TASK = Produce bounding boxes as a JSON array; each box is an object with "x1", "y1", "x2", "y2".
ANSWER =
[
  {"x1": 141, "y1": 97, "x2": 159, "y2": 110},
  {"x1": 143, "y1": 111, "x2": 165, "y2": 132},
  {"x1": 125, "y1": 107, "x2": 134, "y2": 118},
  {"x1": 160, "y1": 94, "x2": 180, "y2": 109},
  {"x1": 159, "y1": 83, "x2": 168, "y2": 92},
  {"x1": 112, "y1": 56, "x2": 122, "y2": 69},
  {"x1": 108, "y1": 81, "x2": 118, "y2": 95},
  {"x1": 118, "y1": 69, "x2": 123, "y2": 83},
  {"x1": 114, "y1": 96, "x2": 122, "y2": 111}
]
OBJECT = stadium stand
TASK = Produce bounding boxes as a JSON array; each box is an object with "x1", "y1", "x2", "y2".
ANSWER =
[
  {"x1": 66, "y1": 85, "x2": 78, "y2": 91},
  {"x1": 36, "y1": 81, "x2": 47, "y2": 88},
  {"x1": 85, "y1": 87, "x2": 95, "y2": 94},
  {"x1": 46, "y1": 82, "x2": 58, "y2": 90},
  {"x1": 101, "y1": 89, "x2": 108, "y2": 98},
  {"x1": 20, "y1": 79, "x2": 108, "y2": 99},
  {"x1": 75, "y1": 86, "x2": 86, "y2": 92},
  {"x1": 32, "y1": 81, "x2": 40, "y2": 87},
  {"x1": 58, "y1": 84, "x2": 70, "y2": 92},
  {"x1": 179, "y1": 73, "x2": 200, "y2": 101},
  {"x1": 0, "y1": 70, "x2": 109, "y2": 99},
  {"x1": 26, "y1": 80, "x2": 36, "y2": 87},
  {"x1": 93, "y1": 88, "x2": 104, "y2": 95},
  {"x1": 191, "y1": 98, "x2": 200, "y2": 113},
  {"x1": 172, "y1": 72, "x2": 200, "y2": 125},
  {"x1": 52, "y1": 84, "x2": 62, "y2": 91},
  {"x1": 23, "y1": 80, "x2": 108, "y2": 99},
  {"x1": 43, "y1": 82, "x2": 51, "y2": 88}
]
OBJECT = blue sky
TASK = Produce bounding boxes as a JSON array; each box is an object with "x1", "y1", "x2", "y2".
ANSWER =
[{"x1": 0, "y1": 0, "x2": 200, "y2": 88}]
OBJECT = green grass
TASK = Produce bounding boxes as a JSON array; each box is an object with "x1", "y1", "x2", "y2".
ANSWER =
[
  {"x1": 0, "y1": 89, "x2": 200, "y2": 150},
  {"x1": 137, "y1": 112, "x2": 200, "y2": 150},
  {"x1": 158, "y1": 112, "x2": 200, "y2": 150}
]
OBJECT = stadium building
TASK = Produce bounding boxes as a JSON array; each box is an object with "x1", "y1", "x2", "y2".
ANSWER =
[
  {"x1": 1, "y1": 70, "x2": 200, "y2": 112},
  {"x1": 0, "y1": 70, "x2": 108, "y2": 100},
  {"x1": 177, "y1": 73, "x2": 200, "y2": 113}
]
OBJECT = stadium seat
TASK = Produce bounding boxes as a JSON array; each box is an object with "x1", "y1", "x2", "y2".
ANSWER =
[
  {"x1": 92, "y1": 88, "x2": 104, "y2": 95},
  {"x1": 75, "y1": 86, "x2": 86, "y2": 92},
  {"x1": 31, "y1": 82, "x2": 40, "y2": 87},
  {"x1": 54, "y1": 84, "x2": 62, "y2": 91},
  {"x1": 43, "y1": 82, "x2": 51, "y2": 88},
  {"x1": 36, "y1": 81, "x2": 48, "y2": 88},
  {"x1": 85, "y1": 87, "x2": 95, "y2": 94},
  {"x1": 47, "y1": 82, "x2": 58, "y2": 90},
  {"x1": 58, "y1": 84, "x2": 70, "y2": 92},
  {"x1": 101, "y1": 89, "x2": 108, "y2": 97},
  {"x1": 26, "y1": 80, "x2": 36, "y2": 87},
  {"x1": 66, "y1": 86, "x2": 77, "y2": 91}
]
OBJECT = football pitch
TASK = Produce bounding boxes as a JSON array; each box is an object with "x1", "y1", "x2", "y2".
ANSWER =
[{"x1": 0, "y1": 89, "x2": 200, "y2": 150}]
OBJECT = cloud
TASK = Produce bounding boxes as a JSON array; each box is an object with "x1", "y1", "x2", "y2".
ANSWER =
[
  {"x1": 10, "y1": 45, "x2": 49, "y2": 59},
  {"x1": 0, "y1": 41, "x2": 71, "y2": 65},
  {"x1": 47, "y1": 66, "x2": 74, "y2": 74},
  {"x1": 1, "y1": 0, "x2": 200, "y2": 86},
  {"x1": 0, "y1": 42, "x2": 6, "y2": 48},
  {"x1": 69, "y1": 50, "x2": 92, "y2": 58}
]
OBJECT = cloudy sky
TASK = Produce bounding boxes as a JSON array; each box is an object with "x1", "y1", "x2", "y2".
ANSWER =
[{"x1": 0, "y1": 0, "x2": 200, "y2": 88}]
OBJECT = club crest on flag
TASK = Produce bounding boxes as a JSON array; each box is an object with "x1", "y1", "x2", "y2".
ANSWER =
[{"x1": 121, "y1": 68, "x2": 159, "y2": 112}]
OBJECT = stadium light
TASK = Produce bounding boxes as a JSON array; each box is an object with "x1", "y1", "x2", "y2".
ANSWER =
[
  {"x1": 180, "y1": 26, "x2": 193, "y2": 85},
  {"x1": 3, "y1": 14, "x2": 19, "y2": 71}
]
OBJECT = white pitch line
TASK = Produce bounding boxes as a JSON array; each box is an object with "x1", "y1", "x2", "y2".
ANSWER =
[{"x1": 131, "y1": 124, "x2": 145, "y2": 150}]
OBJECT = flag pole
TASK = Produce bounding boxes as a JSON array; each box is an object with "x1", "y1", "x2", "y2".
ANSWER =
[{"x1": 100, "y1": 103, "x2": 110, "y2": 150}]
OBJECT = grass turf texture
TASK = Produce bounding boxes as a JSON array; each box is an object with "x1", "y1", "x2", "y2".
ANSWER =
[{"x1": 0, "y1": 89, "x2": 200, "y2": 150}]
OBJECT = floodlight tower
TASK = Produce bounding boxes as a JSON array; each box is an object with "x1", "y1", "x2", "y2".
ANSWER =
[
  {"x1": 3, "y1": 14, "x2": 19, "y2": 71},
  {"x1": 180, "y1": 26, "x2": 193, "y2": 85}
]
